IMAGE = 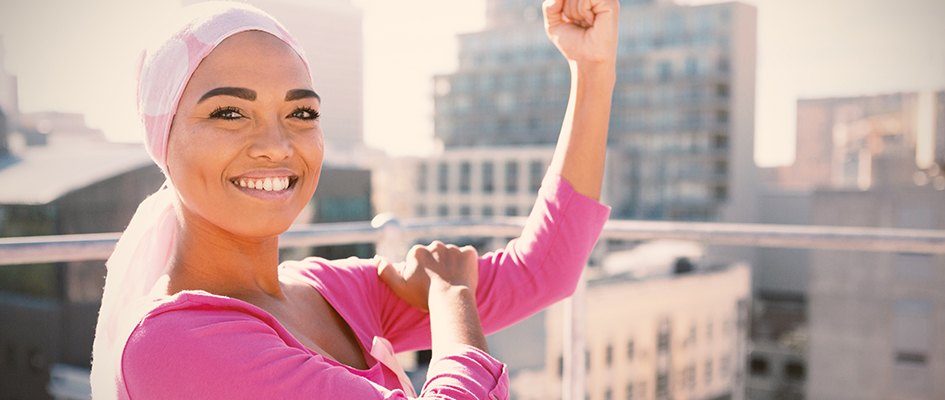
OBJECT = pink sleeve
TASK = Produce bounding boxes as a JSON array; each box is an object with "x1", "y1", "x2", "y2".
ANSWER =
[
  {"x1": 121, "y1": 303, "x2": 509, "y2": 399},
  {"x1": 379, "y1": 173, "x2": 611, "y2": 352}
]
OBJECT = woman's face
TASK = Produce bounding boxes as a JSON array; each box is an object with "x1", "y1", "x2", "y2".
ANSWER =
[{"x1": 166, "y1": 30, "x2": 322, "y2": 239}]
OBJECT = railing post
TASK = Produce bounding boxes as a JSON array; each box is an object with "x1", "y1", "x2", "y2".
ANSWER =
[
  {"x1": 562, "y1": 268, "x2": 587, "y2": 400},
  {"x1": 372, "y1": 213, "x2": 410, "y2": 262}
]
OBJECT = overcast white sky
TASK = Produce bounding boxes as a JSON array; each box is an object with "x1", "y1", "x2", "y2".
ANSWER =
[{"x1": 1, "y1": 0, "x2": 943, "y2": 166}]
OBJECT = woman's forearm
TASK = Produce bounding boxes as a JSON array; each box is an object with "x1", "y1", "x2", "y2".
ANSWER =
[
  {"x1": 547, "y1": 60, "x2": 617, "y2": 200},
  {"x1": 427, "y1": 285, "x2": 489, "y2": 362}
]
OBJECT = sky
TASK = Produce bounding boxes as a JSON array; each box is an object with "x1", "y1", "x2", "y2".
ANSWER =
[{"x1": 0, "y1": 0, "x2": 943, "y2": 167}]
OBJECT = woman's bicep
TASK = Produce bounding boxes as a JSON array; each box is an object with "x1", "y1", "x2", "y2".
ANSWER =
[{"x1": 474, "y1": 173, "x2": 611, "y2": 334}]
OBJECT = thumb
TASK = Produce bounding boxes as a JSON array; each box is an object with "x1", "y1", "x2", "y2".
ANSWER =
[{"x1": 376, "y1": 256, "x2": 403, "y2": 286}]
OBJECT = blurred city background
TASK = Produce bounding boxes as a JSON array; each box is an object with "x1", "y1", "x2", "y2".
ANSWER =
[{"x1": 0, "y1": 0, "x2": 944, "y2": 399}]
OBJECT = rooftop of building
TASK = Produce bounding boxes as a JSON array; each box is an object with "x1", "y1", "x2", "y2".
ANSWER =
[{"x1": 0, "y1": 138, "x2": 153, "y2": 205}]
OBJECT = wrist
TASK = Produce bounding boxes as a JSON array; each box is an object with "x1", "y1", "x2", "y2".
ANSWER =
[
  {"x1": 429, "y1": 283, "x2": 475, "y2": 299},
  {"x1": 569, "y1": 60, "x2": 617, "y2": 85}
]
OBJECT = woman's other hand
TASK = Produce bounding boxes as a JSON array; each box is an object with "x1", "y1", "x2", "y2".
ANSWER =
[
  {"x1": 377, "y1": 241, "x2": 479, "y2": 312},
  {"x1": 543, "y1": 0, "x2": 620, "y2": 65}
]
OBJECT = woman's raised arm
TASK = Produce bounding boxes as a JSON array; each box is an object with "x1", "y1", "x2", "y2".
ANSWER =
[{"x1": 376, "y1": 0, "x2": 618, "y2": 352}]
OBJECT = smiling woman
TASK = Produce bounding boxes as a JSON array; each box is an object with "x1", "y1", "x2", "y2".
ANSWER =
[{"x1": 91, "y1": 0, "x2": 616, "y2": 399}]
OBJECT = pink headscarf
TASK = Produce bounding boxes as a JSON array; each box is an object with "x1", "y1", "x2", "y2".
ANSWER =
[{"x1": 90, "y1": 2, "x2": 310, "y2": 398}]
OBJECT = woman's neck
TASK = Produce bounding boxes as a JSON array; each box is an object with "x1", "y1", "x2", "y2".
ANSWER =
[{"x1": 166, "y1": 208, "x2": 285, "y2": 301}]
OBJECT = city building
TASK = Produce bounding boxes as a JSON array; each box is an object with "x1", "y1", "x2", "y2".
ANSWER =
[
  {"x1": 805, "y1": 154, "x2": 945, "y2": 400},
  {"x1": 433, "y1": 0, "x2": 758, "y2": 224},
  {"x1": 770, "y1": 91, "x2": 945, "y2": 191},
  {"x1": 0, "y1": 36, "x2": 19, "y2": 158},
  {"x1": 528, "y1": 262, "x2": 751, "y2": 400},
  {"x1": 754, "y1": 90, "x2": 945, "y2": 400},
  {"x1": 0, "y1": 141, "x2": 163, "y2": 400},
  {"x1": 373, "y1": 146, "x2": 555, "y2": 220}
]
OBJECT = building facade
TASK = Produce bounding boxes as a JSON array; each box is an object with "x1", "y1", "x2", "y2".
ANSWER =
[
  {"x1": 529, "y1": 264, "x2": 751, "y2": 400},
  {"x1": 373, "y1": 146, "x2": 555, "y2": 220},
  {"x1": 433, "y1": 0, "x2": 757, "y2": 223},
  {"x1": 771, "y1": 90, "x2": 945, "y2": 191},
  {"x1": 805, "y1": 163, "x2": 945, "y2": 400}
]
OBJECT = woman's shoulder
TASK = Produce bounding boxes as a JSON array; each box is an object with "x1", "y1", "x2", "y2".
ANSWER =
[
  {"x1": 126, "y1": 291, "x2": 280, "y2": 347},
  {"x1": 282, "y1": 255, "x2": 379, "y2": 286}
]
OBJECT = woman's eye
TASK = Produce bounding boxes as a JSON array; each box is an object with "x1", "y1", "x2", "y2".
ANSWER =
[
  {"x1": 209, "y1": 107, "x2": 245, "y2": 120},
  {"x1": 290, "y1": 107, "x2": 320, "y2": 121}
]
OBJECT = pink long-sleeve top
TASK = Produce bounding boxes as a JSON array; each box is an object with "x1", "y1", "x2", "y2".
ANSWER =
[{"x1": 120, "y1": 173, "x2": 611, "y2": 399}]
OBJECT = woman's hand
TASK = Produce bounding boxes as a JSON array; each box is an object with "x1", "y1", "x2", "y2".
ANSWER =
[
  {"x1": 543, "y1": 0, "x2": 620, "y2": 65},
  {"x1": 377, "y1": 241, "x2": 479, "y2": 312}
]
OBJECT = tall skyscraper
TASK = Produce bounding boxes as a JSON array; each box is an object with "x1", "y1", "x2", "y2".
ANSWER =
[{"x1": 433, "y1": 0, "x2": 757, "y2": 222}]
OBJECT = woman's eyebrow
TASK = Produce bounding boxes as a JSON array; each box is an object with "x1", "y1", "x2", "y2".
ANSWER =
[
  {"x1": 285, "y1": 89, "x2": 319, "y2": 102},
  {"x1": 198, "y1": 87, "x2": 257, "y2": 103}
]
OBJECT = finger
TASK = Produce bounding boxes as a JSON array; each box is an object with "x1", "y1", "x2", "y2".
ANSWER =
[
  {"x1": 542, "y1": 0, "x2": 565, "y2": 27},
  {"x1": 579, "y1": 0, "x2": 595, "y2": 27},
  {"x1": 376, "y1": 256, "x2": 405, "y2": 289},
  {"x1": 427, "y1": 240, "x2": 447, "y2": 258},
  {"x1": 459, "y1": 245, "x2": 478, "y2": 257},
  {"x1": 414, "y1": 245, "x2": 439, "y2": 269},
  {"x1": 565, "y1": 0, "x2": 585, "y2": 27}
]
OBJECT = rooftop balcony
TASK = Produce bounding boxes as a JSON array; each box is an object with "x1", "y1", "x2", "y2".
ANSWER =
[{"x1": 1, "y1": 217, "x2": 943, "y2": 400}]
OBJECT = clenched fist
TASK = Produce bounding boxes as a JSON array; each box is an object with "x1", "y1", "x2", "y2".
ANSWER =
[
  {"x1": 376, "y1": 241, "x2": 480, "y2": 312},
  {"x1": 543, "y1": 0, "x2": 620, "y2": 64}
]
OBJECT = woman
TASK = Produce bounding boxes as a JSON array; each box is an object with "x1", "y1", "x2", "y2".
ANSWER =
[{"x1": 91, "y1": 0, "x2": 617, "y2": 398}]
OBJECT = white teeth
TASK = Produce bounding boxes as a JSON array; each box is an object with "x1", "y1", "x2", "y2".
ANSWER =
[{"x1": 235, "y1": 176, "x2": 293, "y2": 192}]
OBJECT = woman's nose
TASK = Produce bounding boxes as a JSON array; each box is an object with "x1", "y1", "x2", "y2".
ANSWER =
[{"x1": 248, "y1": 119, "x2": 293, "y2": 161}]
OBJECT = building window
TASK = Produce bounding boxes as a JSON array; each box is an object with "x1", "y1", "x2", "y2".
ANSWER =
[
  {"x1": 459, "y1": 161, "x2": 471, "y2": 193},
  {"x1": 505, "y1": 206, "x2": 518, "y2": 216},
  {"x1": 438, "y1": 162, "x2": 449, "y2": 193},
  {"x1": 459, "y1": 205, "x2": 471, "y2": 217},
  {"x1": 557, "y1": 355, "x2": 564, "y2": 377},
  {"x1": 505, "y1": 161, "x2": 519, "y2": 193},
  {"x1": 657, "y1": 318, "x2": 671, "y2": 353},
  {"x1": 749, "y1": 356, "x2": 769, "y2": 376},
  {"x1": 417, "y1": 164, "x2": 428, "y2": 192},
  {"x1": 716, "y1": 84, "x2": 729, "y2": 98},
  {"x1": 625, "y1": 383, "x2": 634, "y2": 400},
  {"x1": 716, "y1": 110, "x2": 728, "y2": 124},
  {"x1": 685, "y1": 57, "x2": 698, "y2": 76},
  {"x1": 415, "y1": 205, "x2": 427, "y2": 217},
  {"x1": 655, "y1": 372, "x2": 669, "y2": 398},
  {"x1": 482, "y1": 206, "x2": 494, "y2": 217},
  {"x1": 713, "y1": 185, "x2": 727, "y2": 201},
  {"x1": 657, "y1": 61, "x2": 672, "y2": 82},
  {"x1": 627, "y1": 339, "x2": 635, "y2": 360},
  {"x1": 604, "y1": 388, "x2": 613, "y2": 400},
  {"x1": 704, "y1": 359, "x2": 713, "y2": 385},
  {"x1": 482, "y1": 162, "x2": 495, "y2": 193},
  {"x1": 896, "y1": 352, "x2": 928, "y2": 366},
  {"x1": 784, "y1": 360, "x2": 806, "y2": 381},
  {"x1": 437, "y1": 205, "x2": 449, "y2": 217},
  {"x1": 585, "y1": 349, "x2": 591, "y2": 371},
  {"x1": 529, "y1": 160, "x2": 544, "y2": 193},
  {"x1": 605, "y1": 344, "x2": 613, "y2": 366}
]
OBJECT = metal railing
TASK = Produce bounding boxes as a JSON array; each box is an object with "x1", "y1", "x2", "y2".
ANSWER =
[{"x1": 1, "y1": 216, "x2": 944, "y2": 400}]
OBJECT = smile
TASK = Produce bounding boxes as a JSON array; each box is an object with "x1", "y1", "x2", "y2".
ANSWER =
[{"x1": 229, "y1": 175, "x2": 300, "y2": 200}]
